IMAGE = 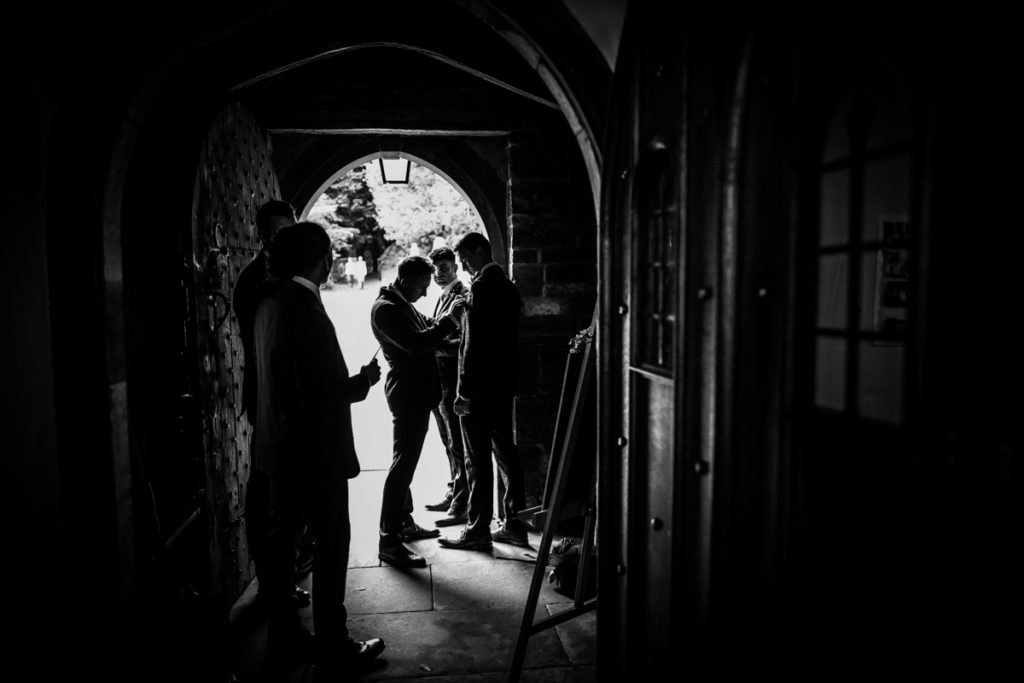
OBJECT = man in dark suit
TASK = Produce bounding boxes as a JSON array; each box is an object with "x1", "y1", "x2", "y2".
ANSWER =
[
  {"x1": 438, "y1": 232, "x2": 529, "y2": 551},
  {"x1": 253, "y1": 221, "x2": 384, "y2": 676},
  {"x1": 231, "y1": 200, "x2": 313, "y2": 609},
  {"x1": 425, "y1": 247, "x2": 471, "y2": 526},
  {"x1": 370, "y1": 255, "x2": 464, "y2": 567}
]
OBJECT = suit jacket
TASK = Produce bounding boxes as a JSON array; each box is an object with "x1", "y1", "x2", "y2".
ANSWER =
[
  {"x1": 458, "y1": 263, "x2": 521, "y2": 402},
  {"x1": 232, "y1": 251, "x2": 275, "y2": 423},
  {"x1": 370, "y1": 285, "x2": 459, "y2": 415},
  {"x1": 252, "y1": 279, "x2": 369, "y2": 484},
  {"x1": 432, "y1": 280, "x2": 468, "y2": 359}
]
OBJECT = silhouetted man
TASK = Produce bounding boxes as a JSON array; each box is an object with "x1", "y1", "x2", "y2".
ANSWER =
[
  {"x1": 231, "y1": 200, "x2": 312, "y2": 608},
  {"x1": 425, "y1": 247, "x2": 471, "y2": 527},
  {"x1": 253, "y1": 221, "x2": 384, "y2": 676},
  {"x1": 438, "y1": 232, "x2": 528, "y2": 552},
  {"x1": 370, "y1": 256, "x2": 464, "y2": 567}
]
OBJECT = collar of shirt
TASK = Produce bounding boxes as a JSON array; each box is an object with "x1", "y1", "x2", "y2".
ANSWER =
[
  {"x1": 472, "y1": 261, "x2": 500, "y2": 282},
  {"x1": 388, "y1": 284, "x2": 429, "y2": 330},
  {"x1": 389, "y1": 283, "x2": 412, "y2": 305},
  {"x1": 434, "y1": 279, "x2": 463, "y2": 318},
  {"x1": 291, "y1": 275, "x2": 321, "y2": 300}
]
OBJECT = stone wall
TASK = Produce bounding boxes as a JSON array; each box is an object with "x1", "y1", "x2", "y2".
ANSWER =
[{"x1": 508, "y1": 133, "x2": 597, "y2": 509}]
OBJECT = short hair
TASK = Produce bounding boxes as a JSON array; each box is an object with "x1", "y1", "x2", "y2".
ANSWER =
[
  {"x1": 268, "y1": 221, "x2": 331, "y2": 278},
  {"x1": 428, "y1": 247, "x2": 456, "y2": 263},
  {"x1": 255, "y1": 200, "x2": 296, "y2": 241},
  {"x1": 397, "y1": 255, "x2": 434, "y2": 281},
  {"x1": 453, "y1": 232, "x2": 491, "y2": 255}
]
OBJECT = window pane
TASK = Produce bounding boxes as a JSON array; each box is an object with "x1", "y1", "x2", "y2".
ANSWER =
[
  {"x1": 817, "y1": 254, "x2": 847, "y2": 329},
  {"x1": 858, "y1": 341, "x2": 904, "y2": 423},
  {"x1": 814, "y1": 337, "x2": 846, "y2": 411},
  {"x1": 633, "y1": 150, "x2": 675, "y2": 372},
  {"x1": 861, "y1": 247, "x2": 911, "y2": 335},
  {"x1": 862, "y1": 155, "x2": 910, "y2": 242},
  {"x1": 819, "y1": 169, "x2": 849, "y2": 247},
  {"x1": 860, "y1": 250, "x2": 877, "y2": 331}
]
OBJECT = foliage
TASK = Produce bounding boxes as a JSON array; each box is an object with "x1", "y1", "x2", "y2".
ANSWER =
[
  {"x1": 364, "y1": 161, "x2": 483, "y2": 255},
  {"x1": 307, "y1": 163, "x2": 386, "y2": 263},
  {"x1": 308, "y1": 160, "x2": 484, "y2": 277}
]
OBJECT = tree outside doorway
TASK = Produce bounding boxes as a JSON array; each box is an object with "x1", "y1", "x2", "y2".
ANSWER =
[{"x1": 308, "y1": 160, "x2": 481, "y2": 287}]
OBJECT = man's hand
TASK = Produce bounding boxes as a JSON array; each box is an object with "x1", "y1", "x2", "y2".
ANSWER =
[
  {"x1": 453, "y1": 396, "x2": 471, "y2": 416},
  {"x1": 362, "y1": 358, "x2": 382, "y2": 386},
  {"x1": 448, "y1": 296, "x2": 467, "y2": 317},
  {"x1": 444, "y1": 297, "x2": 467, "y2": 328}
]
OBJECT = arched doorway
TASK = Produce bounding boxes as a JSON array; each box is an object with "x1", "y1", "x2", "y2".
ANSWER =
[
  {"x1": 302, "y1": 157, "x2": 488, "y2": 568},
  {"x1": 40, "y1": 2, "x2": 608, "y2": 678}
]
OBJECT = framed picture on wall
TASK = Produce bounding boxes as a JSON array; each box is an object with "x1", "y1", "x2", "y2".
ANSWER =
[{"x1": 873, "y1": 215, "x2": 910, "y2": 345}]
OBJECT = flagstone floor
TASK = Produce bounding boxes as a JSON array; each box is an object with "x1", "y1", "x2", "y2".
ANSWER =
[{"x1": 227, "y1": 282, "x2": 596, "y2": 682}]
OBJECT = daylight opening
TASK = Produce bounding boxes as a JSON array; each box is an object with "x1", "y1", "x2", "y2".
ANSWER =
[{"x1": 306, "y1": 159, "x2": 485, "y2": 544}]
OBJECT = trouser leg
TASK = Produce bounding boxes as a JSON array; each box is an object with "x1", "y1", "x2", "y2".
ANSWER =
[
  {"x1": 496, "y1": 469, "x2": 507, "y2": 524},
  {"x1": 441, "y1": 399, "x2": 469, "y2": 513},
  {"x1": 245, "y1": 466, "x2": 270, "y2": 587},
  {"x1": 437, "y1": 356, "x2": 468, "y2": 512},
  {"x1": 491, "y1": 394, "x2": 525, "y2": 527},
  {"x1": 461, "y1": 406, "x2": 495, "y2": 539},
  {"x1": 431, "y1": 405, "x2": 457, "y2": 501},
  {"x1": 379, "y1": 408, "x2": 430, "y2": 535},
  {"x1": 307, "y1": 479, "x2": 351, "y2": 648},
  {"x1": 265, "y1": 476, "x2": 303, "y2": 637}
]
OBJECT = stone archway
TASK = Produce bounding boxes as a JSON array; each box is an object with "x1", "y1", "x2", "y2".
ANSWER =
[{"x1": 62, "y1": 0, "x2": 609, "y2": 651}]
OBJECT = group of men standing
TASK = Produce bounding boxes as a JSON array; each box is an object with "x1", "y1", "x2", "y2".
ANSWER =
[
  {"x1": 370, "y1": 234, "x2": 529, "y2": 568},
  {"x1": 232, "y1": 199, "x2": 528, "y2": 679}
]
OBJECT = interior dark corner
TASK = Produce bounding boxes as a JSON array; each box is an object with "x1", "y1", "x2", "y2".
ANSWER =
[{"x1": 8, "y1": 1, "x2": 1020, "y2": 682}]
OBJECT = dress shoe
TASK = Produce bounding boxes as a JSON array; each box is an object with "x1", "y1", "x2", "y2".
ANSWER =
[
  {"x1": 345, "y1": 637, "x2": 385, "y2": 664},
  {"x1": 437, "y1": 529, "x2": 493, "y2": 551},
  {"x1": 424, "y1": 496, "x2": 453, "y2": 512},
  {"x1": 378, "y1": 541, "x2": 427, "y2": 568},
  {"x1": 491, "y1": 523, "x2": 530, "y2": 548},
  {"x1": 314, "y1": 637, "x2": 385, "y2": 680},
  {"x1": 292, "y1": 586, "x2": 311, "y2": 607},
  {"x1": 401, "y1": 521, "x2": 441, "y2": 541},
  {"x1": 434, "y1": 509, "x2": 468, "y2": 527}
]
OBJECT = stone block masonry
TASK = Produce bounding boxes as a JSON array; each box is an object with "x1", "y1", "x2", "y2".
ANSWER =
[{"x1": 506, "y1": 135, "x2": 596, "y2": 509}]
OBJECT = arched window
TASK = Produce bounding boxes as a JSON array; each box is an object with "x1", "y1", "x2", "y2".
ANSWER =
[
  {"x1": 632, "y1": 145, "x2": 677, "y2": 374},
  {"x1": 813, "y1": 63, "x2": 913, "y2": 424}
]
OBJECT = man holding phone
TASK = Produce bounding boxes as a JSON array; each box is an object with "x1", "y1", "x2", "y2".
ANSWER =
[
  {"x1": 370, "y1": 255, "x2": 465, "y2": 567},
  {"x1": 254, "y1": 221, "x2": 384, "y2": 676}
]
